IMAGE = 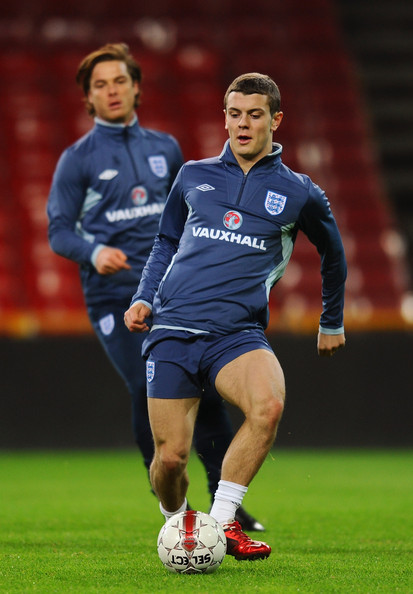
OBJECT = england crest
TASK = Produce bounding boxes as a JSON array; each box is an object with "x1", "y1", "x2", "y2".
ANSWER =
[
  {"x1": 148, "y1": 155, "x2": 167, "y2": 178},
  {"x1": 99, "y1": 313, "x2": 115, "y2": 336},
  {"x1": 146, "y1": 361, "x2": 155, "y2": 383},
  {"x1": 265, "y1": 191, "x2": 287, "y2": 215}
]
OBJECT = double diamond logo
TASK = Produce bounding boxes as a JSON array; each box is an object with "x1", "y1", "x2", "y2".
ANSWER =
[{"x1": 196, "y1": 184, "x2": 215, "y2": 192}]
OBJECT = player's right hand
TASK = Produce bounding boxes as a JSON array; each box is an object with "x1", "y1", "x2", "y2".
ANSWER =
[
  {"x1": 124, "y1": 302, "x2": 151, "y2": 333},
  {"x1": 95, "y1": 247, "x2": 131, "y2": 275}
]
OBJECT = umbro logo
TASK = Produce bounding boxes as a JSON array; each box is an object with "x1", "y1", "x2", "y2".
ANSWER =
[
  {"x1": 98, "y1": 169, "x2": 119, "y2": 180},
  {"x1": 196, "y1": 184, "x2": 215, "y2": 192}
]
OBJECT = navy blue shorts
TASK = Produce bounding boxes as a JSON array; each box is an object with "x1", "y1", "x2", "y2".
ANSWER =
[{"x1": 142, "y1": 328, "x2": 273, "y2": 399}]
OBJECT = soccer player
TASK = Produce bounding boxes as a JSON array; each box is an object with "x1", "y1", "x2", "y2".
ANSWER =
[
  {"x1": 47, "y1": 44, "x2": 263, "y2": 531},
  {"x1": 124, "y1": 73, "x2": 347, "y2": 561}
]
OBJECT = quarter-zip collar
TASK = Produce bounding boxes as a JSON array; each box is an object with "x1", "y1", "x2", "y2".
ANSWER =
[
  {"x1": 219, "y1": 140, "x2": 283, "y2": 206},
  {"x1": 94, "y1": 115, "x2": 141, "y2": 179},
  {"x1": 219, "y1": 139, "x2": 283, "y2": 172},
  {"x1": 94, "y1": 114, "x2": 140, "y2": 140}
]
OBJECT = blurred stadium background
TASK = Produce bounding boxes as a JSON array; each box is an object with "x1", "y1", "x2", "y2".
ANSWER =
[{"x1": 1, "y1": 0, "x2": 412, "y2": 448}]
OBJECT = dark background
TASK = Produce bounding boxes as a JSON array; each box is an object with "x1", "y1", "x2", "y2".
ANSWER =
[{"x1": 1, "y1": 332, "x2": 411, "y2": 449}]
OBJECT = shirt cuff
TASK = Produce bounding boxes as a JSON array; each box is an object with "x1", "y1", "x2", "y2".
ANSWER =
[
  {"x1": 91, "y1": 244, "x2": 106, "y2": 268},
  {"x1": 319, "y1": 325, "x2": 345, "y2": 335},
  {"x1": 131, "y1": 299, "x2": 153, "y2": 312}
]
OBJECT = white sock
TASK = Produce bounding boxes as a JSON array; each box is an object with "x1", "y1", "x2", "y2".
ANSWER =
[
  {"x1": 210, "y1": 480, "x2": 248, "y2": 525},
  {"x1": 159, "y1": 498, "x2": 187, "y2": 522}
]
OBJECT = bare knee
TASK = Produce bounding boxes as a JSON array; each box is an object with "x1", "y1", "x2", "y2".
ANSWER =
[
  {"x1": 156, "y1": 443, "x2": 190, "y2": 476},
  {"x1": 268, "y1": 395, "x2": 284, "y2": 429},
  {"x1": 248, "y1": 393, "x2": 284, "y2": 437}
]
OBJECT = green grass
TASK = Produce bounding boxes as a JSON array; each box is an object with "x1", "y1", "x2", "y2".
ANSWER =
[{"x1": 0, "y1": 450, "x2": 412, "y2": 593}]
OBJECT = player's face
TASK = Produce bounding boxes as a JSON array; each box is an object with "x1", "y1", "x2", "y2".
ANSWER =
[
  {"x1": 225, "y1": 92, "x2": 283, "y2": 172},
  {"x1": 87, "y1": 60, "x2": 139, "y2": 124}
]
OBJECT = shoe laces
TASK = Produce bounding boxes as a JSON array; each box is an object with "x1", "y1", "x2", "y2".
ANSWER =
[{"x1": 224, "y1": 521, "x2": 251, "y2": 542}]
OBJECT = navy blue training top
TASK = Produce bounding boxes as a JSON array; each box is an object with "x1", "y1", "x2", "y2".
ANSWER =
[
  {"x1": 132, "y1": 140, "x2": 347, "y2": 335},
  {"x1": 47, "y1": 116, "x2": 183, "y2": 305}
]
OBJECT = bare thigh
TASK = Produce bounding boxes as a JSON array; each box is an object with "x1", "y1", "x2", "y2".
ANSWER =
[{"x1": 215, "y1": 349, "x2": 285, "y2": 415}]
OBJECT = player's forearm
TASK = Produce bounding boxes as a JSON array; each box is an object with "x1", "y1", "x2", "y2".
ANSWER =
[
  {"x1": 131, "y1": 234, "x2": 177, "y2": 306},
  {"x1": 48, "y1": 227, "x2": 96, "y2": 266},
  {"x1": 319, "y1": 244, "x2": 347, "y2": 330}
]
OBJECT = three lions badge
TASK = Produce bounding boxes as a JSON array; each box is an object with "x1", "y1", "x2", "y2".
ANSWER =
[{"x1": 265, "y1": 191, "x2": 287, "y2": 215}]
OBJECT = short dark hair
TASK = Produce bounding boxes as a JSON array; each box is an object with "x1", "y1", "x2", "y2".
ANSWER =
[
  {"x1": 224, "y1": 73, "x2": 281, "y2": 115},
  {"x1": 76, "y1": 43, "x2": 142, "y2": 115}
]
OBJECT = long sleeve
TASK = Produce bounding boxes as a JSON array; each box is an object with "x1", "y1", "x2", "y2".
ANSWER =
[
  {"x1": 297, "y1": 182, "x2": 347, "y2": 331},
  {"x1": 47, "y1": 149, "x2": 99, "y2": 265},
  {"x1": 130, "y1": 167, "x2": 189, "y2": 306}
]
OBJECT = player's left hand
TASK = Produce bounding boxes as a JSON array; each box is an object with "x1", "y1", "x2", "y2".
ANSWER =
[{"x1": 317, "y1": 332, "x2": 345, "y2": 357}]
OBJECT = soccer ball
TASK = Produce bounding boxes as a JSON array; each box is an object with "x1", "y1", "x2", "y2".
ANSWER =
[{"x1": 157, "y1": 510, "x2": 227, "y2": 574}]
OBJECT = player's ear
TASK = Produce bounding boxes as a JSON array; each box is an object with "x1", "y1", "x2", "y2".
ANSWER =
[
  {"x1": 224, "y1": 109, "x2": 228, "y2": 130},
  {"x1": 134, "y1": 81, "x2": 141, "y2": 106},
  {"x1": 271, "y1": 111, "x2": 283, "y2": 132}
]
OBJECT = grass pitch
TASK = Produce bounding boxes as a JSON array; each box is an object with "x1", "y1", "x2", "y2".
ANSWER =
[{"x1": 0, "y1": 449, "x2": 412, "y2": 593}]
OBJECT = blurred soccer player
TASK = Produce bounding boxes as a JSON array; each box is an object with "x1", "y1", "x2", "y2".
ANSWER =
[
  {"x1": 124, "y1": 73, "x2": 347, "y2": 560},
  {"x1": 47, "y1": 44, "x2": 263, "y2": 531}
]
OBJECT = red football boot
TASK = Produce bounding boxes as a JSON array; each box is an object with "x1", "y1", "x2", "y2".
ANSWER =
[{"x1": 223, "y1": 521, "x2": 271, "y2": 561}]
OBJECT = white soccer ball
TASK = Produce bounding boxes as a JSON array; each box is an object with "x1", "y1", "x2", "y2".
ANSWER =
[{"x1": 157, "y1": 510, "x2": 227, "y2": 574}]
